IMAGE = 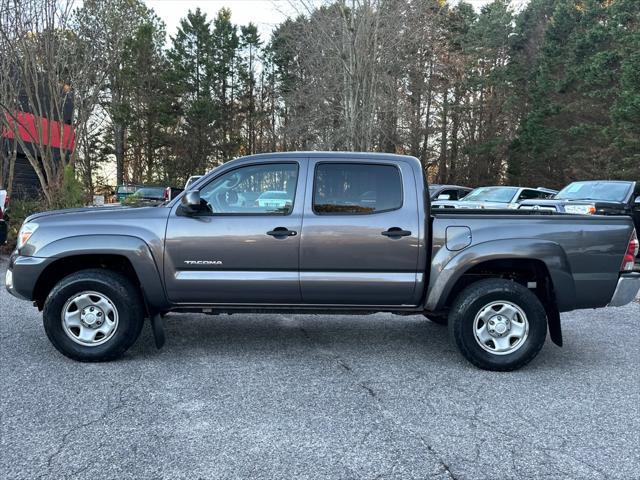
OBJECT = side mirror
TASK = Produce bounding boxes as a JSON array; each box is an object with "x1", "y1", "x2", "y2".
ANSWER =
[
  {"x1": 179, "y1": 190, "x2": 206, "y2": 215},
  {"x1": 437, "y1": 193, "x2": 451, "y2": 201},
  {"x1": 634, "y1": 196, "x2": 640, "y2": 206}
]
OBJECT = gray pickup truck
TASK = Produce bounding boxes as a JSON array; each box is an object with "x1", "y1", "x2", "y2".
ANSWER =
[{"x1": 6, "y1": 153, "x2": 640, "y2": 370}]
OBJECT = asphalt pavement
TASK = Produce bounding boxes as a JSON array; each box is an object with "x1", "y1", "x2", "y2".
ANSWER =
[{"x1": 1, "y1": 258, "x2": 639, "y2": 480}]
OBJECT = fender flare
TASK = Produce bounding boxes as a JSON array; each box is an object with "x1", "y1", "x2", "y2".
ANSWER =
[
  {"x1": 34, "y1": 234, "x2": 169, "y2": 311},
  {"x1": 425, "y1": 238, "x2": 576, "y2": 313}
]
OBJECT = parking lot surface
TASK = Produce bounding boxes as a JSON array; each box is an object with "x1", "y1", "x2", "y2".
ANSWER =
[{"x1": 1, "y1": 258, "x2": 639, "y2": 480}]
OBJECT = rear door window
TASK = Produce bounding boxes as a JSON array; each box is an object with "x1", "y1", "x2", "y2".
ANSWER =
[{"x1": 313, "y1": 163, "x2": 403, "y2": 215}]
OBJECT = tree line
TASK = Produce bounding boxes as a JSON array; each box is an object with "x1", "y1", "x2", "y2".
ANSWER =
[{"x1": 1, "y1": 0, "x2": 638, "y2": 204}]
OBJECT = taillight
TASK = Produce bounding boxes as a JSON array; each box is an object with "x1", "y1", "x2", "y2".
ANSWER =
[{"x1": 621, "y1": 230, "x2": 639, "y2": 272}]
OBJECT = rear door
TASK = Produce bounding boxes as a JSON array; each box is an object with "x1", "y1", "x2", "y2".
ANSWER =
[
  {"x1": 299, "y1": 158, "x2": 421, "y2": 306},
  {"x1": 164, "y1": 159, "x2": 306, "y2": 304}
]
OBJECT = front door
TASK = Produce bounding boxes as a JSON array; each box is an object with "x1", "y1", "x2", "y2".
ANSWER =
[
  {"x1": 164, "y1": 160, "x2": 306, "y2": 304},
  {"x1": 299, "y1": 159, "x2": 421, "y2": 305}
]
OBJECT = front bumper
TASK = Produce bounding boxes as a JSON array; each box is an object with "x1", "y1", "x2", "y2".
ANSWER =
[
  {"x1": 5, "y1": 253, "x2": 50, "y2": 301},
  {"x1": 608, "y1": 273, "x2": 640, "y2": 307}
]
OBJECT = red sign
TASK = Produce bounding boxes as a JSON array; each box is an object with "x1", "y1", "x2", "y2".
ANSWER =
[{"x1": 2, "y1": 111, "x2": 75, "y2": 151}]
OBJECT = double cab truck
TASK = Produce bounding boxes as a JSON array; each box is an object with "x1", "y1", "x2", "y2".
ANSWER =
[
  {"x1": 519, "y1": 180, "x2": 640, "y2": 232},
  {"x1": 6, "y1": 153, "x2": 640, "y2": 370}
]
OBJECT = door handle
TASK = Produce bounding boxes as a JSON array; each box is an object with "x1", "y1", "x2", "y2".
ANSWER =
[
  {"x1": 382, "y1": 227, "x2": 411, "y2": 237},
  {"x1": 267, "y1": 227, "x2": 297, "y2": 237}
]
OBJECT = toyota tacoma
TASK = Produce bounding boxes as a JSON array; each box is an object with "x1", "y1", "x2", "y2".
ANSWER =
[{"x1": 6, "y1": 153, "x2": 640, "y2": 370}]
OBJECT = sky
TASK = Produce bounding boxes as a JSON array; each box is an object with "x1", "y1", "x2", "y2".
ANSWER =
[
  {"x1": 144, "y1": 0, "x2": 503, "y2": 40},
  {"x1": 144, "y1": 0, "x2": 295, "y2": 39}
]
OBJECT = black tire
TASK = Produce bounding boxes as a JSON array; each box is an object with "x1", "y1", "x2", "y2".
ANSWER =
[
  {"x1": 423, "y1": 313, "x2": 448, "y2": 325},
  {"x1": 43, "y1": 269, "x2": 145, "y2": 362},
  {"x1": 448, "y1": 279, "x2": 547, "y2": 371}
]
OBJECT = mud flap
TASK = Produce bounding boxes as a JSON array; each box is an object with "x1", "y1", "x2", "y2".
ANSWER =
[
  {"x1": 547, "y1": 307, "x2": 562, "y2": 347},
  {"x1": 151, "y1": 313, "x2": 166, "y2": 349}
]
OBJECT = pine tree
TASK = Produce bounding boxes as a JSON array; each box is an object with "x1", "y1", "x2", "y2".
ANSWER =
[
  {"x1": 609, "y1": 0, "x2": 640, "y2": 180},
  {"x1": 239, "y1": 23, "x2": 262, "y2": 155},
  {"x1": 211, "y1": 8, "x2": 240, "y2": 161},
  {"x1": 167, "y1": 8, "x2": 217, "y2": 179},
  {"x1": 509, "y1": 0, "x2": 639, "y2": 187},
  {"x1": 121, "y1": 16, "x2": 172, "y2": 184}
]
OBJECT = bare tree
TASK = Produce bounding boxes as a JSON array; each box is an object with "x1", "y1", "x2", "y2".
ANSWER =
[
  {"x1": 283, "y1": 0, "x2": 405, "y2": 151},
  {"x1": 0, "y1": 0, "x2": 113, "y2": 204}
]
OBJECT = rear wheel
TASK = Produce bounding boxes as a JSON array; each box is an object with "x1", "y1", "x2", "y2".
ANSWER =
[
  {"x1": 448, "y1": 279, "x2": 547, "y2": 371},
  {"x1": 43, "y1": 269, "x2": 145, "y2": 362}
]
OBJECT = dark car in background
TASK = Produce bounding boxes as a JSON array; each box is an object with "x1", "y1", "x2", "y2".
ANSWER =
[
  {"x1": 428, "y1": 184, "x2": 472, "y2": 201},
  {"x1": 432, "y1": 186, "x2": 557, "y2": 210},
  {"x1": 115, "y1": 184, "x2": 142, "y2": 202},
  {"x1": 129, "y1": 186, "x2": 167, "y2": 204},
  {"x1": 120, "y1": 185, "x2": 184, "y2": 204},
  {"x1": 520, "y1": 180, "x2": 640, "y2": 257},
  {"x1": 164, "y1": 186, "x2": 184, "y2": 201}
]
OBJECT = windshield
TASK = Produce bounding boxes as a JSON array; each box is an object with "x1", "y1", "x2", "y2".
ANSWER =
[
  {"x1": 462, "y1": 187, "x2": 518, "y2": 203},
  {"x1": 555, "y1": 181, "x2": 632, "y2": 202},
  {"x1": 134, "y1": 187, "x2": 165, "y2": 198}
]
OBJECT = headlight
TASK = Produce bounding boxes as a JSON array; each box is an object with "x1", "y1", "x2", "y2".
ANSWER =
[
  {"x1": 565, "y1": 204, "x2": 596, "y2": 215},
  {"x1": 17, "y1": 222, "x2": 38, "y2": 249}
]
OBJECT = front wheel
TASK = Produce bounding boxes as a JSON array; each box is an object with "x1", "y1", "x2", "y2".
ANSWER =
[
  {"x1": 448, "y1": 279, "x2": 547, "y2": 371},
  {"x1": 43, "y1": 269, "x2": 145, "y2": 362}
]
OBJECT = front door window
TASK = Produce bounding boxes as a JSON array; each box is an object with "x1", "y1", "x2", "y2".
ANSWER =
[{"x1": 199, "y1": 163, "x2": 298, "y2": 215}]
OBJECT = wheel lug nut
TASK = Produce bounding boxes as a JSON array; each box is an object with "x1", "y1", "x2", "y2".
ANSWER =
[{"x1": 90, "y1": 307, "x2": 94, "y2": 312}]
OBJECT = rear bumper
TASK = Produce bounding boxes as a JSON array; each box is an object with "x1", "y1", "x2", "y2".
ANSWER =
[{"x1": 608, "y1": 273, "x2": 640, "y2": 307}]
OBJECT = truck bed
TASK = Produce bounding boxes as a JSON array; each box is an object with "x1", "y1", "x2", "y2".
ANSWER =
[{"x1": 428, "y1": 211, "x2": 634, "y2": 312}]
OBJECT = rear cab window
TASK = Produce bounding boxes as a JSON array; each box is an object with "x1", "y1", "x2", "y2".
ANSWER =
[
  {"x1": 440, "y1": 189, "x2": 461, "y2": 200},
  {"x1": 312, "y1": 163, "x2": 403, "y2": 215},
  {"x1": 518, "y1": 189, "x2": 550, "y2": 201}
]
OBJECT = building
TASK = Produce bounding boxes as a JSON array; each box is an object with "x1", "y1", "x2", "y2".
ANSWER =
[{"x1": 1, "y1": 91, "x2": 75, "y2": 199}]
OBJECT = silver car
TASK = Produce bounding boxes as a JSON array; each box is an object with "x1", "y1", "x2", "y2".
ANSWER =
[
  {"x1": 432, "y1": 186, "x2": 557, "y2": 210},
  {"x1": 256, "y1": 190, "x2": 292, "y2": 210}
]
